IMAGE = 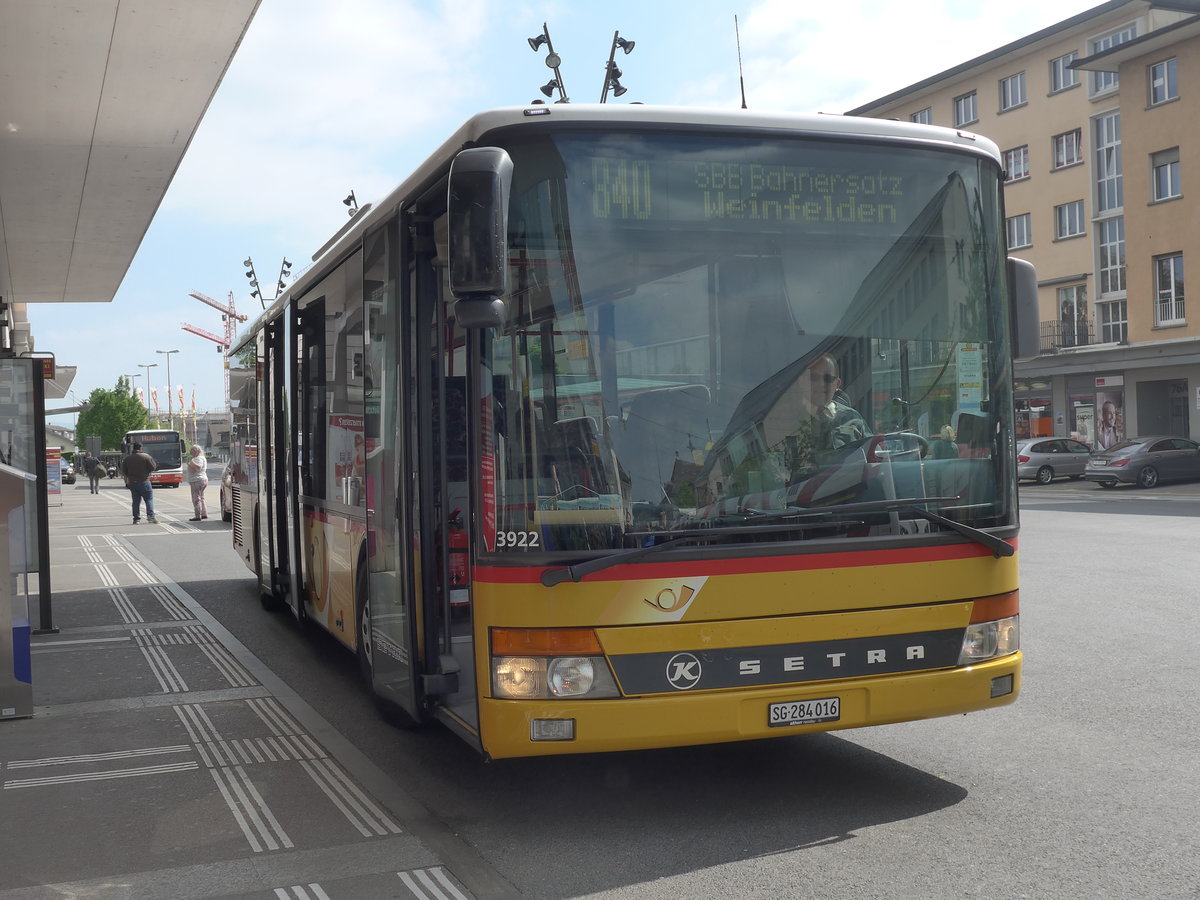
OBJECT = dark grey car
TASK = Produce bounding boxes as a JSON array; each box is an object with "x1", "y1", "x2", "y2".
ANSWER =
[
  {"x1": 1016, "y1": 437, "x2": 1091, "y2": 484},
  {"x1": 1084, "y1": 435, "x2": 1200, "y2": 488}
]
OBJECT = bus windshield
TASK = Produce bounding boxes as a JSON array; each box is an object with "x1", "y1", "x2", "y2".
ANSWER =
[
  {"x1": 128, "y1": 431, "x2": 183, "y2": 470},
  {"x1": 483, "y1": 128, "x2": 1013, "y2": 552}
]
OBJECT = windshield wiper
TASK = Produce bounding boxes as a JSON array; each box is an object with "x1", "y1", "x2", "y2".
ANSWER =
[
  {"x1": 895, "y1": 504, "x2": 1013, "y2": 557},
  {"x1": 706, "y1": 497, "x2": 1012, "y2": 557},
  {"x1": 540, "y1": 518, "x2": 865, "y2": 587},
  {"x1": 541, "y1": 537, "x2": 691, "y2": 587},
  {"x1": 785, "y1": 496, "x2": 1012, "y2": 557},
  {"x1": 540, "y1": 497, "x2": 1011, "y2": 587}
]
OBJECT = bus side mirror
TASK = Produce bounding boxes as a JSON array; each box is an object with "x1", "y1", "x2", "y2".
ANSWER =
[
  {"x1": 447, "y1": 146, "x2": 514, "y2": 328},
  {"x1": 1007, "y1": 256, "x2": 1039, "y2": 360}
]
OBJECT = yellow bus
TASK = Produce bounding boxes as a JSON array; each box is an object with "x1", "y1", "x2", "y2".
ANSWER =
[{"x1": 228, "y1": 105, "x2": 1036, "y2": 759}]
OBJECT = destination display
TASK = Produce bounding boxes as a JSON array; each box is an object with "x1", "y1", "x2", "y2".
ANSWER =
[{"x1": 577, "y1": 152, "x2": 913, "y2": 229}]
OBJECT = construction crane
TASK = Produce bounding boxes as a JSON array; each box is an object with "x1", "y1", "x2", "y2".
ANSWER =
[{"x1": 183, "y1": 291, "x2": 249, "y2": 421}]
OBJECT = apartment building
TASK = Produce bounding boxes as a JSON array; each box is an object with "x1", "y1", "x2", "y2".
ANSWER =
[{"x1": 848, "y1": 0, "x2": 1200, "y2": 446}]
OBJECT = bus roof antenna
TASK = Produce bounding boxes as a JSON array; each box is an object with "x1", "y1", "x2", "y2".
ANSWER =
[{"x1": 735, "y1": 15, "x2": 748, "y2": 109}]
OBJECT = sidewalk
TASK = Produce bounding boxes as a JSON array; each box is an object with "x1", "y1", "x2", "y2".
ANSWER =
[{"x1": 1, "y1": 481, "x2": 506, "y2": 899}]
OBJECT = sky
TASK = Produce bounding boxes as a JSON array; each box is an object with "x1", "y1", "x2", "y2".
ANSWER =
[{"x1": 34, "y1": 0, "x2": 1104, "y2": 426}]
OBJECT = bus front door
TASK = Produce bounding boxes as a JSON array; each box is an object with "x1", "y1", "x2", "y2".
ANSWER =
[
  {"x1": 415, "y1": 209, "x2": 479, "y2": 742},
  {"x1": 262, "y1": 316, "x2": 300, "y2": 610}
]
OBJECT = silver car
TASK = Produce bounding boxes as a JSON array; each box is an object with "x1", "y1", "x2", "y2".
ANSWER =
[
  {"x1": 1016, "y1": 438, "x2": 1091, "y2": 484},
  {"x1": 1084, "y1": 435, "x2": 1200, "y2": 489}
]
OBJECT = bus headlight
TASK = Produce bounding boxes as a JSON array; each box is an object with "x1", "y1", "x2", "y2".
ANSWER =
[
  {"x1": 958, "y1": 615, "x2": 1019, "y2": 664},
  {"x1": 492, "y1": 655, "x2": 620, "y2": 699},
  {"x1": 493, "y1": 656, "x2": 546, "y2": 699}
]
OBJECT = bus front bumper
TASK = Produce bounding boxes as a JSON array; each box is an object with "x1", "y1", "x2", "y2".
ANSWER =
[{"x1": 478, "y1": 652, "x2": 1021, "y2": 759}]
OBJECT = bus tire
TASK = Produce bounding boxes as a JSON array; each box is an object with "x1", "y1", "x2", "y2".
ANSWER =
[
  {"x1": 357, "y1": 562, "x2": 423, "y2": 730},
  {"x1": 356, "y1": 564, "x2": 372, "y2": 685},
  {"x1": 256, "y1": 511, "x2": 284, "y2": 612}
]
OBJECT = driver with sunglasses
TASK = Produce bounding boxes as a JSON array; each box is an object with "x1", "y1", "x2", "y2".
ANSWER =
[{"x1": 779, "y1": 353, "x2": 867, "y2": 477}]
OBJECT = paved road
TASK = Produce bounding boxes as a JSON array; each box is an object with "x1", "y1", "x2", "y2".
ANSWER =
[
  {"x1": 107, "y1": 480, "x2": 1200, "y2": 899},
  {"x1": 7, "y1": 482, "x2": 516, "y2": 899}
]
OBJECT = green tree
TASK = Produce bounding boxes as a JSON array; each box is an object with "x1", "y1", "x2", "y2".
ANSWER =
[{"x1": 75, "y1": 377, "x2": 148, "y2": 450}]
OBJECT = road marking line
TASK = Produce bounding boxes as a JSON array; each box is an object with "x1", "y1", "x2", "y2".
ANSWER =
[
  {"x1": 4, "y1": 761, "x2": 199, "y2": 790},
  {"x1": 300, "y1": 756, "x2": 401, "y2": 837},
  {"x1": 7, "y1": 745, "x2": 193, "y2": 769},
  {"x1": 398, "y1": 867, "x2": 471, "y2": 900},
  {"x1": 174, "y1": 703, "x2": 223, "y2": 743},
  {"x1": 108, "y1": 586, "x2": 144, "y2": 623},
  {"x1": 137, "y1": 642, "x2": 188, "y2": 693},
  {"x1": 31, "y1": 636, "x2": 131, "y2": 648},
  {"x1": 210, "y1": 764, "x2": 294, "y2": 852}
]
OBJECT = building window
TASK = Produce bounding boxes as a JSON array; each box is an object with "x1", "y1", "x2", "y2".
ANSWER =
[
  {"x1": 1055, "y1": 201, "x2": 1086, "y2": 239},
  {"x1": 1098, "y1": 217, "x2": 1126, "y2": 296},
  {"x1": 1003, "y1": 146, "x2": 1030, "y2": 182},
  {"x1": 1053, "y1": 129, "x2": 1083, "y2": 169},
  {"x1": 910, "y1": 107, "x2": 932, "y2": 125},
  {"x1": 1149, "y1": 58, "x2": 1178, "y2": 105},
  {"x1": 1154, "y1": 253, "x2": 1185, "y2": 325},
  {"x1": 1098, "y1": 300, "x2": 1127, "y2": 343},
  {"x1": 1050, "y1": 52, "x2": 1080, "y2": 92},
  {"x1": 1058, "y1": 284, "x2": 1089, "y2": 347},
  {"x1": 1095, "y1": 112, "x2": 1123, "y2": 213},
  {"x1": 1152, "y1": 148, "x2": 1181, "y2": 201},
  {"x1": 1006, "y1": 213, "x2": 1032, "y2": 250},
  {"x1": 1090, "y1": 25, "x2": 1137, "y2": 95},
  {"x1": 954, "y1": 91, "x2": 977, "y2": 126},
  {"x1": 1000, "y1": 72, "x2": 1027, "y2": 111}
]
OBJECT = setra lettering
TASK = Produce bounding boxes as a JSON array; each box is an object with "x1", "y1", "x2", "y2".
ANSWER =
[{"x1": 732, "y1": 645, "x2": 931, "y2": 677}]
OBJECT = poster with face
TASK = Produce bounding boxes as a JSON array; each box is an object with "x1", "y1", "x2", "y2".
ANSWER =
[{"x1": 1094, "y1": 392, "x2": 1123, "y2": 450}]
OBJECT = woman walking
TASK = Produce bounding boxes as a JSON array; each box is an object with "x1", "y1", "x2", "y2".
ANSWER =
[{"x1": 187, "y1": 444, "x2": 209, "y2": 521}]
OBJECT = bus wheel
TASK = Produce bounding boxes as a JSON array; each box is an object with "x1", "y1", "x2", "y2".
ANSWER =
[
  {"x1": 358, "y1": 565, "x2": 423, "y2": 729},
  {"x1": 256, "y1": 514, "x2": 284, "y2": 612},
  {"x1": 356, "y1": 566, "x2": 373, "y2": 684}
]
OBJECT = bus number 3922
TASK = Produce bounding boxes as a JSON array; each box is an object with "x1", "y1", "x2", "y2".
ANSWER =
[{"x1": 496, "y1": 530, "x2": 541, "y2": 549}]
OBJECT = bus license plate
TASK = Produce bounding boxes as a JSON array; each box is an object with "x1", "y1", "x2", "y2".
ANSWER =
[{"x1": 768, "y1": 698, "x2": 840, "y2": 727}]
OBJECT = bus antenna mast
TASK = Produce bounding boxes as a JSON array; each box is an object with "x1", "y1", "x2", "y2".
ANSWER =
[{"x1": 735, "y1": 15, "x2": 748, "y2": 109}]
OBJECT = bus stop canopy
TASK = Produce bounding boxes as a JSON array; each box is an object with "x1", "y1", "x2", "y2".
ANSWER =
[{"x1": 0, "y1": 0, "x2": 260, "y2": 384}]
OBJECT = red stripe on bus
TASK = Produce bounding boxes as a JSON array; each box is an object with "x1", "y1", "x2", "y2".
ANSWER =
[{"x1": 473, "y1": 538, "x2": 1016, "y2": 584}]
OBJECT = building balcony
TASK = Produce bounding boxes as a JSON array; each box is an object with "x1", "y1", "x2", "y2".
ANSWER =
[{"x1": 1040, "y1": 318, "x2": 1096, "y2": 353}]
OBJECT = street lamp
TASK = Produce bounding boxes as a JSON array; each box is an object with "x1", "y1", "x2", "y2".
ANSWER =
[
  {"x1": 157, "y1": 349, "x2": 179, "y2": 430},
  {"x1": 137, "y1": 363, "x2": 158, "y2": 413}
]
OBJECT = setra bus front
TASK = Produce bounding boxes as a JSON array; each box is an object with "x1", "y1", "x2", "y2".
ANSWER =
[{"x1": 440, "y1": 109, "x2": 1030, "y2": 759}]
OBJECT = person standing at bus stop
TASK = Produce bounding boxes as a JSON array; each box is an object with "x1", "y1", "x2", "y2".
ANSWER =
[
  {"x1": 121, "y1": 442, "x2": 158, "y2": 524},
  {"x1": 186, "y1": 444, "x2": 209, "y2": 521}
]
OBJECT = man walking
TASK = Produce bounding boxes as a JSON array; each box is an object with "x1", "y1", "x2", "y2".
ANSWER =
[
  {"x1": 120, "y1": 442, "x2": 158, "y2": 524},
  {"x1": 81, "y1": 451, "x2": 102, "y2": 494}
]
